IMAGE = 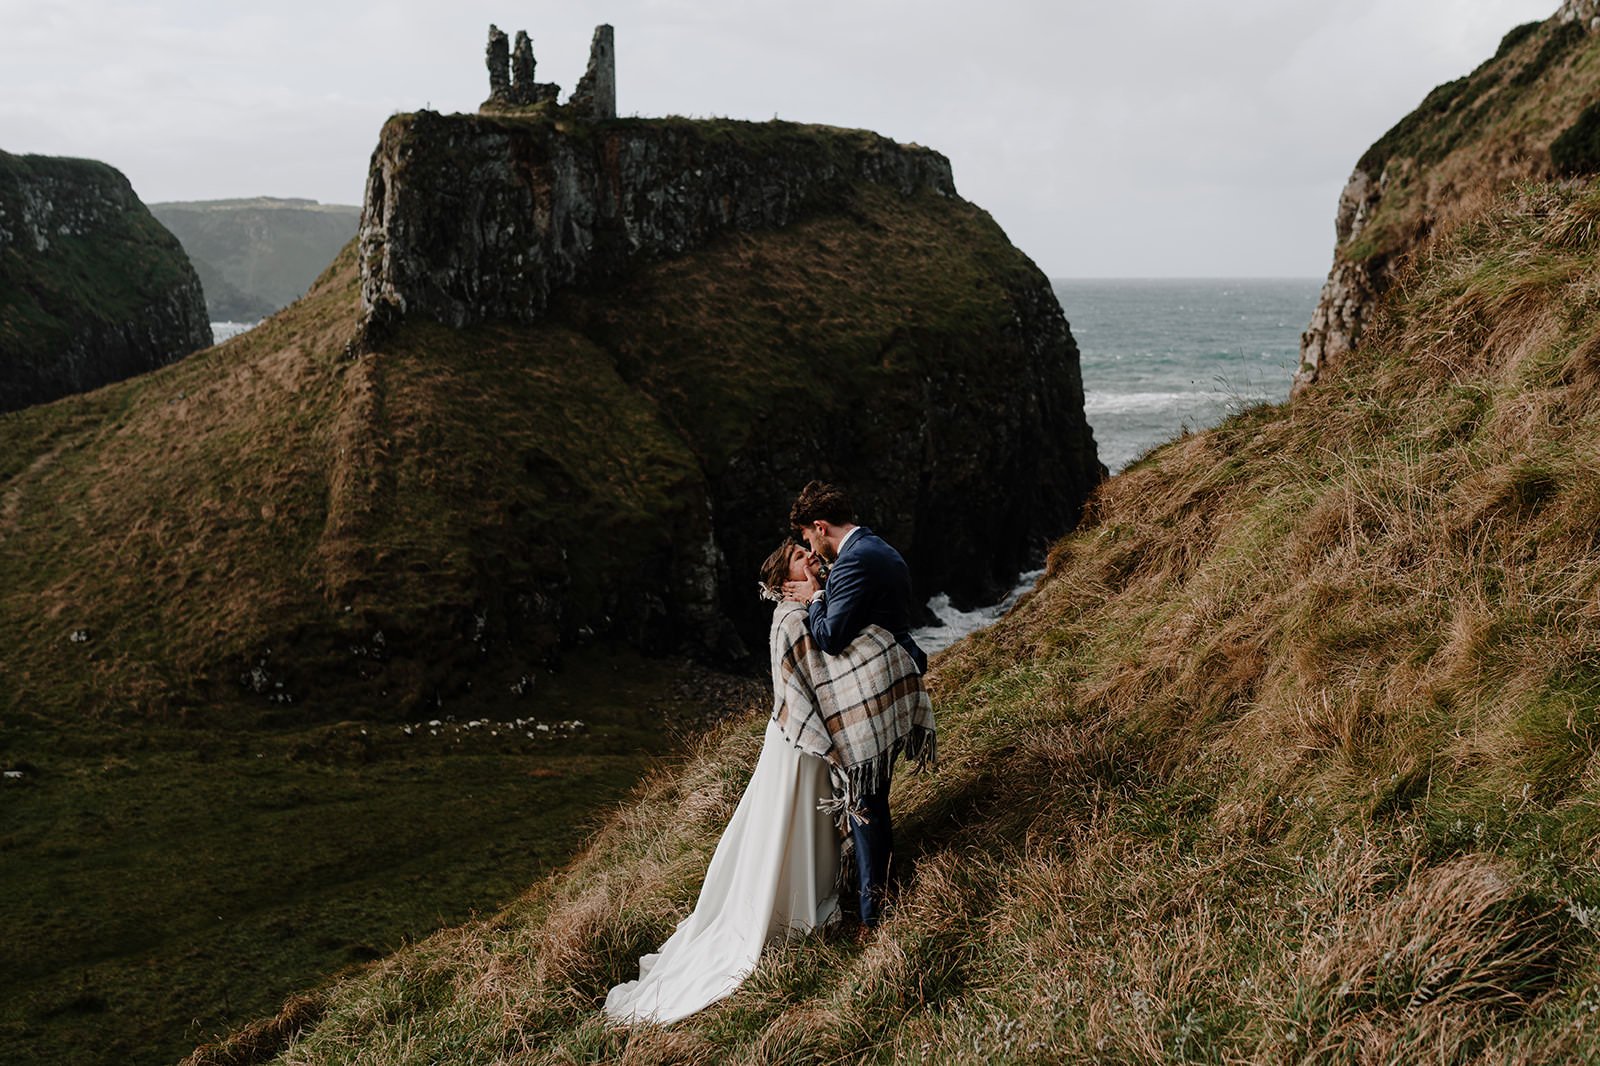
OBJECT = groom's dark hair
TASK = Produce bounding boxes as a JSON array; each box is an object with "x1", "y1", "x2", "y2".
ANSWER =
[{"x1": 789, "y1": 480, "x2": 855, "y2": 532}]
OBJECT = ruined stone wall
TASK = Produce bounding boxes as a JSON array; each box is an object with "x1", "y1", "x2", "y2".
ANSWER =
[{"x1": 569, "y1": 25, "x2": 616, "y2": 121}]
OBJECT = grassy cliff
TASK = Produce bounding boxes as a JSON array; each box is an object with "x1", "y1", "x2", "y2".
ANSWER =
[
  {"x1": 1342, "y1": 17, "x2": 1597, "y2": 265},
  {"x1": 1299, "y1": 14, "x2": 1600, "y2": 390},
  {"x1": 195, "y1": 180, "x2": 1600, "y2": 1064},
  {"x1": 0, "y1": 150, "x2": 211, "y2": 411}
]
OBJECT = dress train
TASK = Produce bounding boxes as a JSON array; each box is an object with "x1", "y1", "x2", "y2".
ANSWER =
[{"x1": 603, "y1": 718, "x2": 840, "y2": 1024}]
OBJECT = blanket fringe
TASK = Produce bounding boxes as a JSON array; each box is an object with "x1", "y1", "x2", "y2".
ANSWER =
[{"x1": 813, "y1": 725, "x2": 939, "y2": 831}]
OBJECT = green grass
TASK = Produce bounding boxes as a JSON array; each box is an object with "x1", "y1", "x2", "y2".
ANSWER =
[
  {"x1": 0, "y1": 645, "x2": 760, "y2": 1066},
  {"x1": 187, "y1": 178, "x2": 1600, "y2": 1065}
]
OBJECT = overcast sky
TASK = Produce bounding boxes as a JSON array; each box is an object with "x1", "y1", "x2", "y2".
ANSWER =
[{"x1": 0, "y1": 0, "x2": 1562, "y2": 277}]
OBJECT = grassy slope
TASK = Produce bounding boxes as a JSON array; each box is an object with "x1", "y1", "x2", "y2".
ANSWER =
[
  {"x1": 211, "y1": 183, "x2": 1600, "y2": 1065},
  {"x1": 1342, "y1": 17, "x2": 1600, "y2": 266}
]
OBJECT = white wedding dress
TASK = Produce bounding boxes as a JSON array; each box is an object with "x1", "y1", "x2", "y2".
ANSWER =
[{"x1": 604, "y1": 717, "x2": 841, "y2": 1024}]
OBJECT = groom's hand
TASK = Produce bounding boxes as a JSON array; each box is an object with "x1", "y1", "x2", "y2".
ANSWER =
[{"x1": 782, "y1": 573, "x2": 821, "y2": 604}]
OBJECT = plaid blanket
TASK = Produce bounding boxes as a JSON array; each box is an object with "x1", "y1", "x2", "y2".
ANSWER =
[{"x1": 768, "y1": 600, "x2": 935, "y2": 828}]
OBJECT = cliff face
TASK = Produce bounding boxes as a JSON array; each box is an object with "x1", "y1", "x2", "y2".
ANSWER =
[
  {"x1": 0, "y1": 151, "x2": 211, "y2": 412},
  {"x1": 0, "y1": 112, "x2": 1100, "y2": 722},
  {"x1": 358, "y1": 112, "x2": 957, "y2": 332},
  {"x1": 149, "y1": 197, "x2": 361, "y2": 321},
  {"x1": 357, "y1": 112, "x2": 1102, "y2": 654},
  {"x1": 1296, "y1": 7, "x2": 1600, "y2": 394}
]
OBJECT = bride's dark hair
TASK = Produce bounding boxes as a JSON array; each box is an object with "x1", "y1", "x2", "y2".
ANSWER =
[{"x1": 757, "y1": 541, "x2": 796, "y2": 602}]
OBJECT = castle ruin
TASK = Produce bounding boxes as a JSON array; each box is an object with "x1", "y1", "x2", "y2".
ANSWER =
[{"x1": 481, "y1": 23, "x2": 614, "y2": 119}]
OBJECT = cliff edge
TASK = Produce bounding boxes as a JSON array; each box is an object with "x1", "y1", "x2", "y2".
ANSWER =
[
  {"x1": 0, "y1": 151, "x2": 211, "y2": 412},
  {"x1": 353, "y1": 109, "x2": 1102, "y2": 667},
  {"x1": 1296, "y1": 2, "x2": 1600, "y2": 393}
]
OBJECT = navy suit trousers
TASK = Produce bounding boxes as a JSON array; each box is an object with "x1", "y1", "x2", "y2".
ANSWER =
[{"x1": 850, "y1": 786, "x2": 893, "y2": 926}]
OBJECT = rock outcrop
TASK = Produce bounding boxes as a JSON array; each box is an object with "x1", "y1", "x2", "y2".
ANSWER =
[
  {"x1": 359, "y1": 113, "x2": 956, "y2": 335},
  {"x1": 357, "y1": 110, "x2": 1100, "y2": 657},
  {"x1": 1560, "y1": 0, "x2": 1600, "y2": 29},
  {"x1": 1296, "y1": 7, "x2": 1600, "y2": 394},
  {"x1": 0, "y1": 150, "x2": 211, "y2": 412},
  {"x1": 1294, "y1": 166, "x2": 1386, "y2": 396}
]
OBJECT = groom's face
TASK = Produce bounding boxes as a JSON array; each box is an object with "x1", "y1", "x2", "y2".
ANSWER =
[{"x1": 799, "y1": 523, "x2": 831, "y2": 561}]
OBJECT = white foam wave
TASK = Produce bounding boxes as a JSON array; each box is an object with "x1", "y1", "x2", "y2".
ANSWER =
[
  {"x1": 912, "y1": 569, "x2": 1044, "y2": 655},
  {"x1": 211, "y1": 321, "x2": 260, "y2": 342}
]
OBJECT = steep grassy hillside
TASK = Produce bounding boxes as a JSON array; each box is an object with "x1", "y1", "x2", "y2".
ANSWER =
[
  {"x1": 149, "y1": 198, "x2": 360, "y2": 321},
  {"x1": 200, "y1": 182, "x2": 1600, "y2": 1064}
]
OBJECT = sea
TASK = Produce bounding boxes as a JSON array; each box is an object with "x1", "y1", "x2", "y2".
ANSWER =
[
  {"x1": 210, "y1": 278, "x2": 1324, "y2": 655},
  {"x1": 911, "y1": 277, "x2": 1323, "y2": 652}
]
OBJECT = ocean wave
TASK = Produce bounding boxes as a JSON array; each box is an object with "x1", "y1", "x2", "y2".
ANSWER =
[
  {"x1": 1083, "y1": 389, "x2": 1268, "y2": 415},
  {"x1": 912, "y1": 569, "x2": 1045, "y2": 655}
]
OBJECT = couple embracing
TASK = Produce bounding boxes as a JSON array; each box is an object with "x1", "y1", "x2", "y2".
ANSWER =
[{"x1": 604, "y1": 480, "x2": 935, "y2": 1025}]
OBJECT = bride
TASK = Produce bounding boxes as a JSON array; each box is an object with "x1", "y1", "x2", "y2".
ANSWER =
[{"x1": 603, "y1": 541, "x2": 843, "y2": 1025}]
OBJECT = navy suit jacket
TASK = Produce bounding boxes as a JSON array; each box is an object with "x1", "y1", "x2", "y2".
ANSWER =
[{"x1": 807, "y1": 526, "x2": 928, "y2": 674}]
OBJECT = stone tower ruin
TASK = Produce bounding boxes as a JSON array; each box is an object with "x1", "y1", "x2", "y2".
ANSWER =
[
  {"x1": 569, "y1": 25, "x2": 616, "y2": 121},
  {"x1": 479, "y1": 23, "x2": 614, "y2": 118}
]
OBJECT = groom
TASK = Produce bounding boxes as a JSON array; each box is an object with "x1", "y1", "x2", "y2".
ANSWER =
[{"x1": 782, "y1": 480, "x2": 928, "y2": 930}]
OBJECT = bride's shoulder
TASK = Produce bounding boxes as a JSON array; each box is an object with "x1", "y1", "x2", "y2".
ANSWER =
[{"x1": 770, "y1": 601, "x2": 807, "y2": 630}]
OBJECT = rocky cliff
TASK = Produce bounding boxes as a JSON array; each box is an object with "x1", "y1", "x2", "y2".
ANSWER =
[
  {"x1": 0, "y1": 151, "x2": 211, "y2": 412},
  {"x1": 356, "y1": 111, "x2": 1102, "y2": 655},
  {"x1": 1296, "y1": 4, "x2": 1600, "y2": 394},
  {"x1": 149, "y1": 197, "x2": 361, "y2": 321},
  {"x1": 358, "y1": 112, "x2": 957, "y2": 333}
]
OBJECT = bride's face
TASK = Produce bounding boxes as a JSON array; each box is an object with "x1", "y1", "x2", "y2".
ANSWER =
[{"x1": 787, "y1": 545, "x2": 821, "y2": 583}]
